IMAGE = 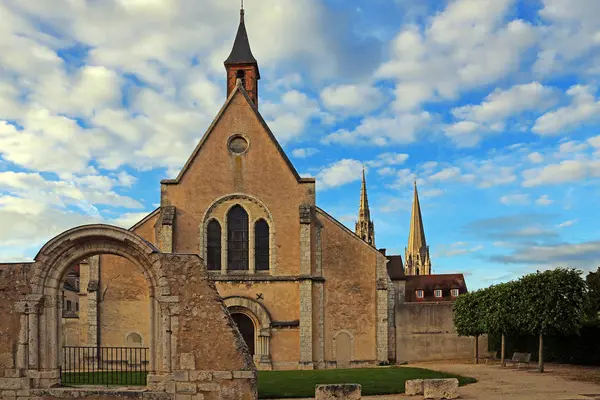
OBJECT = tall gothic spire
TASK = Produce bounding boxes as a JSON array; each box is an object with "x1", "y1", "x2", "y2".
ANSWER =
[
  {"x1": 405, "y1": 181, "x2": 431, "y2": 275},
  {"x1": 355, "y1": 167, "x2": 375, "y2": 247},
  {"x1": 224, "y1": 4, "x2": 260, "y2": 104}
]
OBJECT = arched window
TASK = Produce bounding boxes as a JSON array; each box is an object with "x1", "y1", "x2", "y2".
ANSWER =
[
  {"x1": 415, "y1": 267, "x2": 420, "y2": 276},
  {"x1": 126, "y1": 332, "x2": 143, "y2": 347},
  {"x1": 228, "y1": 205, "x2": 249, "y2": 271},
  {"x1": 207, "y1": 220, "x2": 221, "y2": 270},
  {"x1": 255, "y1": 219, "x2": 269, "y2": 271},
  {"x1": 236, "y1": 69, "x2": 246, "y2": 86}
]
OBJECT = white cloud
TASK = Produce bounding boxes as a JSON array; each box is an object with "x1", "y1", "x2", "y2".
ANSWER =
[
  {"x1": 321, "y1": 112, "x2": 432, "y2": 146},
  {"x1": 368, "y1": 153, "x2": 409, "y2": 168},
  {"x1": 421, "y1": 188, "x2": 444, "y2": 198},
  {"x1": 527, "y1": 152, "x2": 544, "y2": 163},
  {"x1": 429, "y1": 167, "x2": 462, "y2": 182},
  {"x1": 291, "y1": 148, "x2": 319, "y2": 158},
  {"x1": 452, "y1": 82, "x2": 557, "y2": 124},
  {"x1": 522, "y1": 159, "x2": 600, "y2": 186},
  {"x1": 316, "y1": 159, "x2": 364, "y2": 190},
  {"x1": 500, "y1": 193, "x2": 530, "y2": 205},
  {"x1": 435, "y1": 242, "x2": 484, "y2": 258},
  {"x1": 376, "y1": 0, "x2": 537, "y2": 110},
  {"x1": 557, "y1": 219, "x2": 578, "y2": 228},
  {"x1": 320, "y1": 84, "x2": 385, "y2": 115},
  {"x1": 535, "y1": 195, "x2": 554, "y2": 206},
  {"x1": 533, "y1": 85, "x2": 600, "y2": 135}
]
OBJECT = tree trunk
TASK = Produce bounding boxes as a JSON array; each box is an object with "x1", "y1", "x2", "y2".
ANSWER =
[
  {"x1": 474, "y1": 335, "x2": 479, "y2": 364},
  {"x1": 501, "y1": 333, "x2": 506, "y2": 367},
  {"x1": 538, "y1": 333, "x2": 544, "y2": 373}
]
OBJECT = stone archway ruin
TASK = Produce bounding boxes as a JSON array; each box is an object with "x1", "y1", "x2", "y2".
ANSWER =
[{"x1": 0, "y1": 224, "x2": 257, "y2": 399}]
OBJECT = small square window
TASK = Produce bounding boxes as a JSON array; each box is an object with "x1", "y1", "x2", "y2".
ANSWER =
[
  {"x1": 434, "y1": 289, "x2": 443, "y2": 298},
  {"x1": 416, "y1": 290, "x2": 424, "y2": 299},
  {"x1": 66, "y1": 300, "x2": 72, "y2": 311},
  {"x1": 451, "y1": 289, "x2": 459, "y2": 297}
]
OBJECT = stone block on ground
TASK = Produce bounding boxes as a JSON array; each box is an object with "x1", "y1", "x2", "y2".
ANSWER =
[
  {"x1": 423, "y1": 378, "x2": 459, "y2": 399},
  {"x1": 315, "y1": 384, "x2": 361, "y2": 400},
  {"x1": 405, "y1": 379, "x2": 424, "y2": 395}
]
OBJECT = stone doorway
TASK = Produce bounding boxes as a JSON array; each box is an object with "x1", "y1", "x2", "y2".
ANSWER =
[{"x1": 232, "y1": 313, "x2": 256, "y2": 356}]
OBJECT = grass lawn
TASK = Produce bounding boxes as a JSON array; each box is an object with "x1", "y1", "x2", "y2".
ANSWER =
[
  {"x1": 61, "y1": 371, "x2": 147, "y2": 386},
  {"x1": 61, "y1": 366, "x2": 476, "y2": 398},
  {"x1": 258, "y1": 366, "x2": 476, "y2": 399}
]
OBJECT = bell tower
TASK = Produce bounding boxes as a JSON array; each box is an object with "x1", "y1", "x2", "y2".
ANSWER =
[{"x1": 224, "y1": 4, "x2": 260, "y2": 105}]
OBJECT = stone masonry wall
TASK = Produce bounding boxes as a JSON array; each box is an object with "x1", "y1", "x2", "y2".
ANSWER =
[{"x1": 396, "y1": 302, "x2": 488, "y2": 363}]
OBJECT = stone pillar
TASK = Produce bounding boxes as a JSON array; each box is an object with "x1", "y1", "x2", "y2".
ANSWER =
[
  {"x1": 159, "y1": 206, "x2": 176, "y2": 253},
  {"x1": 160, "y1": 302, "x2": 172, "y2": 372},
  {"x1": 221, "y1": 219, "x2": 228, "y2": 275},
  {"x1": 16, "y1": 302, "x2": 28, "y2": 370},
  {"x1": 375, "y1": 254, "x2": 389, "y2": 364},
  {"x1": 87, "y1": 256, "x2": 100, "y2": 348},
  {"x1": 27, "y1": 303, "x2": 39, "y2": 369},
  {"x1": 299, "y1": 205, "x2": 313, "y2": 368},
  {"x1": 249, "y1": 222, "x2": 255, "y2": 273},
  {"x1": 314, "y1": 223, "x2": 325, "y2": 368}
]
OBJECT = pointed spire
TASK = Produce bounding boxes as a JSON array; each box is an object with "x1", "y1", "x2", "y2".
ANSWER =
[
  {"x1": 408, "y1": 181, "x2": 426, "y2": 253},
  {"x1": 356, "y1": 167, "x2": 375, "y2": 247},
  {"x1": 224, "y1": 4, "x2": 259, "y2": 67},
  {"x1": 405, "y1": 181, "x2": 431, "y2": 275}
]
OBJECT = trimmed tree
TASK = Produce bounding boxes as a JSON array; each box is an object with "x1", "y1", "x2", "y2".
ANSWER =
[
  {"x1": 517, "y1": 268, "x2": 588, "y2": 372},
  {"x1": 453, "y1": 290, "x2": 486, "y2": 363},
  {"x1": 480, "y1": 282, "x2": 521, "y2": 367}
]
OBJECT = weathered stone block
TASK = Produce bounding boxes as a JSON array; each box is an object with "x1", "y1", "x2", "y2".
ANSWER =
[
  {"x1": 212, "y1": 371, "x2": 232, "y2": 380},
  {"x1": 423, "y1": 378, "x2": 459, "y2": 400},
  {"x1": 315, "y1": 384, "x2": 361, "y2": 400},
  {"x1": 176, "y1": 382, "x2": 197, "y2": 394},
  {"x1": 405, "y1": 379, "x2": 424, "y2": 395},
  {"x1": 180, "y1": 353, "x2": 195, "y2": 370},
  {"x1": 232, "y1": 371, "x2": 254, "y2": 379},
  {"x1": 173, "y1": 371, "x2": 189, "y2": 382},
  {"x1": 189, "y1": 371, "x2": 213, "y2": 382},
  {"x1": 0, "y1": 378, "x2": 21, "y2": 390}
]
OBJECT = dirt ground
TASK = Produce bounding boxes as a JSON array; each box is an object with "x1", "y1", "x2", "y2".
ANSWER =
[{"x1": 379, "y1": 361, "x2": 600, "y2": 400}]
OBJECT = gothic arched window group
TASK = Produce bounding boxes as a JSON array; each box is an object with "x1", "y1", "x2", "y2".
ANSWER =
[{"x1": 206, "y1": 205, "x2": 270, "y2": 272}]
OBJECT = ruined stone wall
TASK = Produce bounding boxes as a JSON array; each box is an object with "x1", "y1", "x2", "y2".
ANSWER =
[
  {"x1": 395, "y1": 302, "x2": 488, "y2": 362},
  {"x1": 317, "y1": 211, "x2": 379, "y2": 365},
  {"x1": 0, "y1": 263, "x2": 32, "y2": 371}
]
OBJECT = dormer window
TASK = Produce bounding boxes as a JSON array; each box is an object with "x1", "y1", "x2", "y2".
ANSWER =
[
  {"x1": 434, "y1": 289, "x2": 442, "y2": 298},
  {"x1": 451, "y1": 289, "x2": 459, "y2": 298},
  {"x1": 416, "y1": 290, "x2": 424, "y2": 299}
]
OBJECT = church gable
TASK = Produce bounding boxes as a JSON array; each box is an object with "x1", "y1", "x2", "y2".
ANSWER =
[{"x1": 161, "y1": 82, "x2": 311, "y2": 188}]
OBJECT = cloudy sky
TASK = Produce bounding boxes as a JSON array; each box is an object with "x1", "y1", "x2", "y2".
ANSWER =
[{"x1": 1, "y1": 0, "x2": 599, "y2": 289}]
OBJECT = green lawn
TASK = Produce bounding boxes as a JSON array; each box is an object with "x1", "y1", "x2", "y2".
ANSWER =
[
  {"x1": 61, "y1": 366, "x2": 476, "y2": 398},
  {"x1": 61, "y1": 371, "x2": 147, "y2": 386},
  {"x1": 257, "y1": 367, "x2": 476, "y2": 399}
]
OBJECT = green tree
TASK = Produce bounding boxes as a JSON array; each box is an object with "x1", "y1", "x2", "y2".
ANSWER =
[
  {"x1": 453, "y1": 290, "x2": 486, "y2": 363},
  {"x1": 480, "y1": 282, "x2": 522, "y2": 366},
  {"x1": 518, "y1": 268, "x2": 588, "y2": 372},
  {"x1": 586, "y1": 267, "x2": 600, "y2": 319}
]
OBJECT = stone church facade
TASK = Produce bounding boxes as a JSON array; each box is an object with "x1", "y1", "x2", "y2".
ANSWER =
[{"x1": 65, "y1": 6, "x2": 477, "y2": 371}]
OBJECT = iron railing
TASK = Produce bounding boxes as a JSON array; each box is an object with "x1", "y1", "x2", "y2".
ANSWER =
[{"x1": 61, "y1": 346, "x2": 149, "y2": 386}]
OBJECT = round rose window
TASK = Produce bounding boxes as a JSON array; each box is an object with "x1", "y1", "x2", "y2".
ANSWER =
[{"x1": 228, "y1": 135, "x2": 249, "y2": 154}]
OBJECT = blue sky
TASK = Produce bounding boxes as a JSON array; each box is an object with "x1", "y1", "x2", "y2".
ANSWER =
[{"x1": 1, "y1": 0, "x2": 599, "y2": 290}]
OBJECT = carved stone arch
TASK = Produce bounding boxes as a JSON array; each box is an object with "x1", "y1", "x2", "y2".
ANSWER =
[
  {"x1": 200, "y1": 193, "x2": 277, "y2": 274},
  {"x1": 26, "y1": 224, "x2": 172, "y2": 386},
  {"x1": 332, "y1": 329, "x2": 355, "y2": 368},
  {"x1": 223, "y1": 296, "x2": 272, "y2": 370}
]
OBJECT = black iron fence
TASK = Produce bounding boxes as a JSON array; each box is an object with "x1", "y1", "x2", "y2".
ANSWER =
[{"x1": 61, "y1": 346, "x2": 149, "y2": 386}]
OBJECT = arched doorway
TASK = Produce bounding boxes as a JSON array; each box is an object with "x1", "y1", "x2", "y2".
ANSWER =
[{"x1": 231, "y1": 313, "x2": 255, "y2": 356}]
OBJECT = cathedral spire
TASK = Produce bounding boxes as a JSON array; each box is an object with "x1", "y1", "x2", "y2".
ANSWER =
[
  {"x1": 224, "y1": 4, "x2": 260, "y2": 104},
  {"x1": 405, "y1": 181, "x2": 431, "y2": 275},
  {"x1": 355, "y1": 167, "x2": 375, "y2": 247}
]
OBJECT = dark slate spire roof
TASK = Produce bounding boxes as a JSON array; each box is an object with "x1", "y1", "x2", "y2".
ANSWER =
[{"x1": 224, "y1": 8, "x2": 258, "y2": 67}]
